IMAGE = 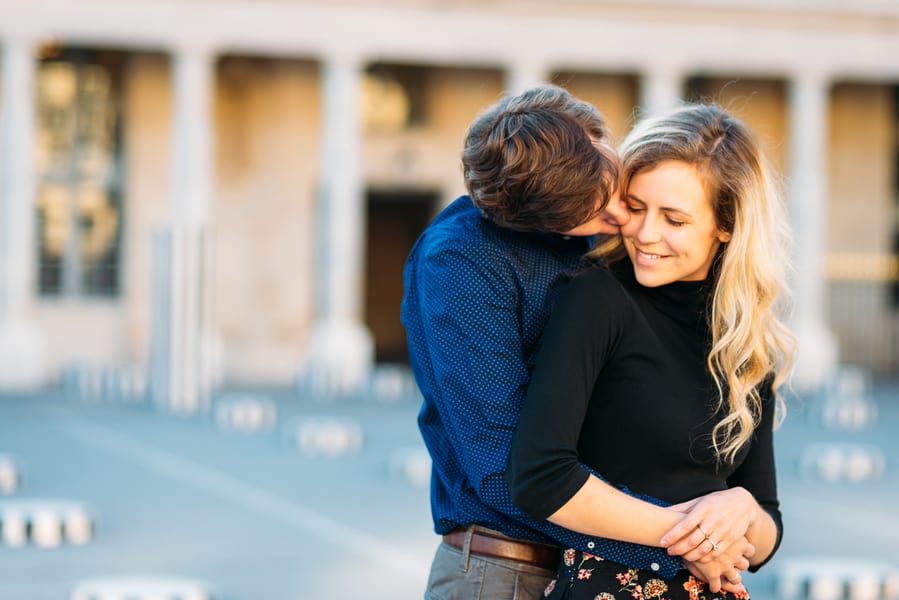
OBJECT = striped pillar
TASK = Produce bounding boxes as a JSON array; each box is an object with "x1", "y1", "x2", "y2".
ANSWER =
[
  {"x1": 149, "y1": 46, "x2": 217, "y2": 412},
  {"x1": 149, "y1": 226, "x2": 213, "y2": 413}
]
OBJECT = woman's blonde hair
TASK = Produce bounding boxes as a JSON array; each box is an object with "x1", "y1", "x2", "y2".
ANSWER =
[{"x1": 598, "y1": 104, "x2": 796, "y2": 463}]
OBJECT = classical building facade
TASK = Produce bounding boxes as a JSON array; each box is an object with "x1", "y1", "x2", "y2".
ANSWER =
[{"x1": 0, "y1": 0, "x2": 897, "y2": 396}]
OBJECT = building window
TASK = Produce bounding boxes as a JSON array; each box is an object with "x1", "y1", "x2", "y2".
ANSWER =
[
  {"x1": 362, "y1": 64, "x2": 427, "y2": 133},
  {"x1": 35, "y1": 47, "x2": 125, "y2": 298}
]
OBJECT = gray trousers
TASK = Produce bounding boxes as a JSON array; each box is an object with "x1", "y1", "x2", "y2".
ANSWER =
[{"x1": 424, "y1": 530, "x2": 556, "y2": 600}]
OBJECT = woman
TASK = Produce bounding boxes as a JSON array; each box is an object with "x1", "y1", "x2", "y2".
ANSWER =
[{"x1": 507, "y1": 103, "x2": 795, "y2": 599}]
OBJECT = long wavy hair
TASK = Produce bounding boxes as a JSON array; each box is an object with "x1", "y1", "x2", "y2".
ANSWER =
[{"x1": 597, "y1": 104, "x2": 796, "y2": 463}]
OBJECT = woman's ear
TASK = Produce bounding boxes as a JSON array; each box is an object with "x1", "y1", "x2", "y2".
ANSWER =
[{"x1": 717, "y1": 229, "x2": 732, "y2": 243}]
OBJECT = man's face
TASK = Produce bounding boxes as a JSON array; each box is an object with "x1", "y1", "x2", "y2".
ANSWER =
[
  {"x1": 562, "y1": 141, "x2": 631, "y2": 237},
  {"x1": 562, "y1": 188, "x2": 630, "y2": 236}
]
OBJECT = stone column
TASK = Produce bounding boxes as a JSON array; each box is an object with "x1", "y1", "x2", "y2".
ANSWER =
[
  {"x1": 299, "y1": 54, "x2": 373, "y2": 396},
  {"x1": 787, "y1": 73, "x2": 838, "y2": 391},
  {"x1": 149, "y1": 46, "x2": 217, "y2": 412},
  {"x1": 170, "y1": 46, "x2": 214, "y2": 227},
  {"x1": 504, "y1": 62, "x2": 549, "y2": 95},
  {"x1": 0, "y1": 37, "x2": 45, "y2": 390},
  {"x1": 640, "y1": 66, "x2": 684, "y2": 117}
]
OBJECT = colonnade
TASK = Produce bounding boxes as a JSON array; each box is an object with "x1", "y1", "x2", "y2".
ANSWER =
[{"x1": 0, "y1": 39, "x2": 838, "y2": 394}]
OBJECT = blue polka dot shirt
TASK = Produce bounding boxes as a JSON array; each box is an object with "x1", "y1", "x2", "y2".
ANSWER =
[{"x1": 401, "y1": 196, "x2": 682, "y2": 577}]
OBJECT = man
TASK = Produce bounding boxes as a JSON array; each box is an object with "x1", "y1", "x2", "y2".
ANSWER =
[{"x1": 401, "y1": 85, "x2": 686, "y2": 599}]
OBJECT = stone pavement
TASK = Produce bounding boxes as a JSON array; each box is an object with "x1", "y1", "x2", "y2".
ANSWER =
[{"x1": 0, "y1": 375, "x2": 896, "y2": 600}]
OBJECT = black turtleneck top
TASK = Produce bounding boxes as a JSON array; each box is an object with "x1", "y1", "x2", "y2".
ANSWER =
[{"x1": 507, "y1": 258, "x2": 782, "y2": 560}]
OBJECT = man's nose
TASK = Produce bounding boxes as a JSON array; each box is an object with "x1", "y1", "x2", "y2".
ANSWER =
[{"x1": 603, "y1": 195, "x2": 630, "y2": 226}]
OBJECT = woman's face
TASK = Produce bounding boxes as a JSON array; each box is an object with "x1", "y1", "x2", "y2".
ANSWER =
[{"x1": 621, "y1": 160, "x2": 731, "y2": 287}]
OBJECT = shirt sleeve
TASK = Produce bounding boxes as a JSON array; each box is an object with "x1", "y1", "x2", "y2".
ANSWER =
[
  {"x1": 416, "y1": 246, "x2": 532, "y2": 485},
  {"x1": 727, "y1": 382, "x2": 783, "y2": 572},
  {"x1": 507, "y1": 268, "x2": 628, "y2": 519},
  {"x1": 417, "y1": 251, "x2": 683, "y2": 575}
]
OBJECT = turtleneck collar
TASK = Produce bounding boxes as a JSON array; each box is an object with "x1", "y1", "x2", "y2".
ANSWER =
[{"x1": 611, "y1": 257, "x2": 714, "y2": 333}]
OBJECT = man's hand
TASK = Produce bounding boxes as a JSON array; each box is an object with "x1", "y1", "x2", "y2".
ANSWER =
[
  {"x1": 660, "y1": 487, "x2": 760, "y2": 562},
  {"x1": 681, "y1": 535, "x2": 755, "y2": 594}
]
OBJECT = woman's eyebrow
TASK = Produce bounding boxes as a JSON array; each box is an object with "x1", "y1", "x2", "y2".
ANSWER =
[
  {"x1": 661, "y1": 207, "x2": 693, "y2": 219},
  {"x1": 627, "y1": 194, "x2": 694, "y2": 219}
]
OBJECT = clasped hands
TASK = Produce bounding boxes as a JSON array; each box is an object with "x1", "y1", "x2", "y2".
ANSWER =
[{"x1": 658, "y1": 487, "x2": 760, "y2": 595}]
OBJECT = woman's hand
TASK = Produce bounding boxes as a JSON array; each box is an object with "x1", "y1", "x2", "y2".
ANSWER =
[
  {"x1": 682, "y1": 535, "x2": 755, "y2": 594},
  {"x1": 660, "y1": 487, "x2": 760, "y2": 562}
]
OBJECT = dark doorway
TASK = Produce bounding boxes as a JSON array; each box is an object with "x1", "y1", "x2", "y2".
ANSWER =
[{"x1": 365, "y1": 190, "x2": 436, "y2": 363}]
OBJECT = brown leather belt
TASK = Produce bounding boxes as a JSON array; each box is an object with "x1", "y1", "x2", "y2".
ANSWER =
[{"x1": 442, "y1": 527, "x2": 560, "y2": 570}]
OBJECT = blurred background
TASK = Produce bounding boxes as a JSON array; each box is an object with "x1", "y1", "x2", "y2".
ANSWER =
[{"x1": 0, "y1": 0, "x2": 896, "y2": 599}]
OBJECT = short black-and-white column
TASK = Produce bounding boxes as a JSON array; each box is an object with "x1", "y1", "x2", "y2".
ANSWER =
[
  {"x1": 71, "y1": 576, "x2": 215, "y2": 600},
  {"x1": 777, "y1": 556, "x2": 899, "y2": 600},
  {"x1": 0, "y1": 454, "x2": 20, "y2": 494},
  {"x1": 0, "y1": 499, "x2": 94, "y2": 547}
]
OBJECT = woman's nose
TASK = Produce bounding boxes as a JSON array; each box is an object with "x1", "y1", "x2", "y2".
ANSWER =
[{"x1": 633, "y1": 216, "x2": 662, "y2": 244}]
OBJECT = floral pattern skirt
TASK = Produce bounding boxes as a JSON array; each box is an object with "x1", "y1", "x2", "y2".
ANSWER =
[{"x1": 541, "y1": 549, "x2": 750, "y2": 600}]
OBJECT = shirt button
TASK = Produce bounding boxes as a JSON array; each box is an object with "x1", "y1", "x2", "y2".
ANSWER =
[
  {"x1": 587, "y1": 542, "x2": 595, "y2": 549},
  {"x1": 651, "y1": 562, "x2": 660, "y2": 571}
]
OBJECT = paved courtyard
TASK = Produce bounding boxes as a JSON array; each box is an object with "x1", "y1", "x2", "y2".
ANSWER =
[{"x1": 1, "y1": 374, "x2": 897, "y2": 600}]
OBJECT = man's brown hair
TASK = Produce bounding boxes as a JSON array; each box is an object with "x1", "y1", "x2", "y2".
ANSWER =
[{"x1": 462, "y1": 84, "x2": 618, "y2": 233}]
